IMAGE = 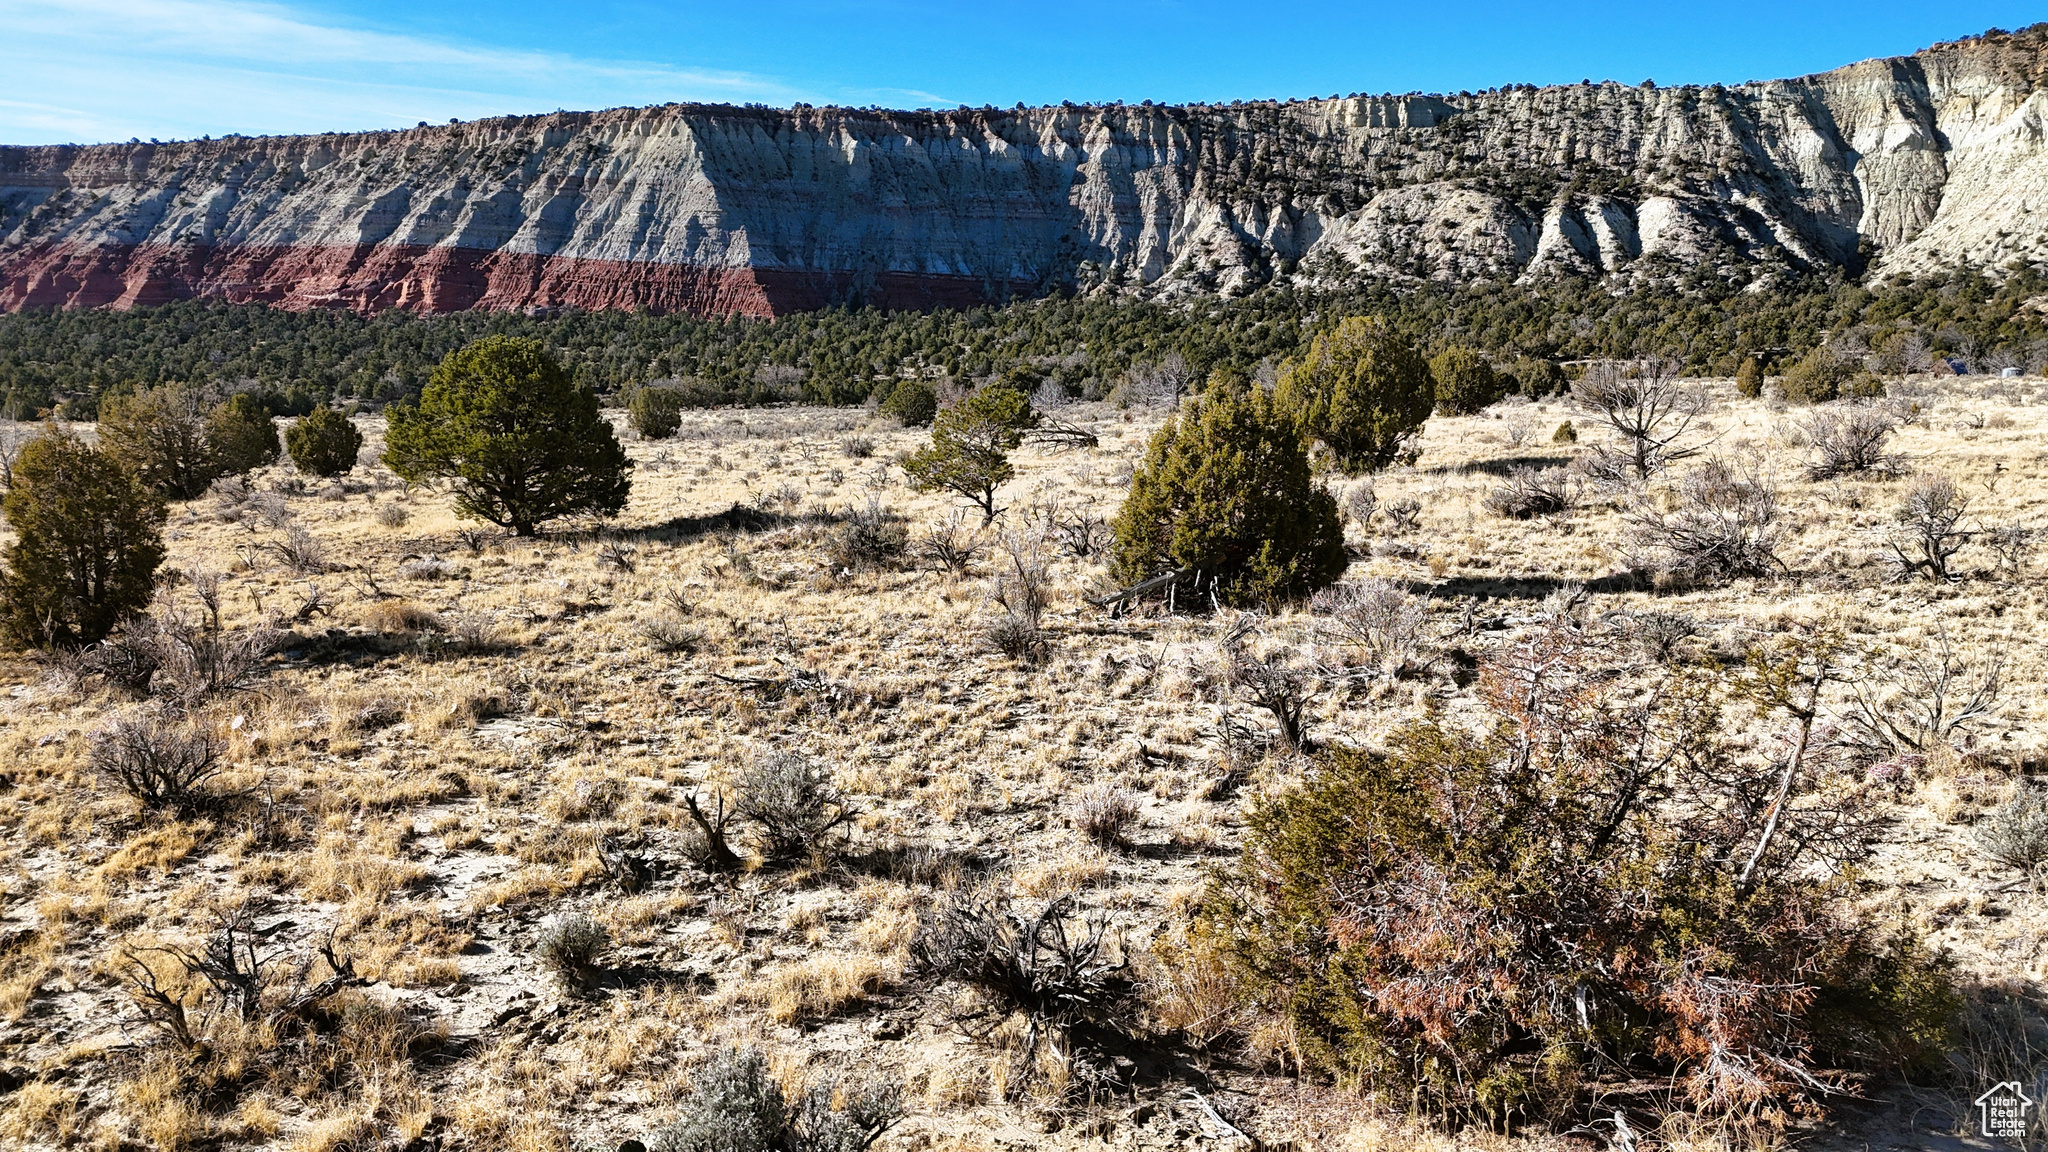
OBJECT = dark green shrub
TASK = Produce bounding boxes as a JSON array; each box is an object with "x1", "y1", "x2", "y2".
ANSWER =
[
  {"x1": 1507, "y1": 357, "x2": 1568, "y2": 397},
  {"x1": 285, "y1": 408, "x2": 364, "y2": 477},
  {"x1": 628, "y1": 385, "x2": 687, "y2": 439},
  {"x1": 1779, "y1": 347, "x2": 1882, "y2": 403},
  {"x1": 1429, "y1": 346, "x2": 1506, "y2": 415},
  {"x1": 1204, "y1": 627, "x2": 1954, "y2": 1127},
  {"x1": 383, "y1": 337, "x2": 631, "y2": 535},
  {"x1": 880, "y1": 380, "x2": 938, "y2": 427},
  {"x1": 206, "y1": 393, "x2": 279, "y2": 475},
  {"x1": 1274, "y1": 316, "x2": 1434, "y2": 473},
  {"x1": 1, "y1": 427, "x2": 166, "y2": 648},
  {"x1": 902, "y1": 385, "x2": 1034, "y2": 524},
  {"x1": 1735, "y1": 356, "x2": 1764, "y2": 398},
  {"x1": 1109, "y1": 385, "x2": 1345, "y2": 608},
  {"x1": 97, "y1": 384, "x2": 222, "y2": 500}
]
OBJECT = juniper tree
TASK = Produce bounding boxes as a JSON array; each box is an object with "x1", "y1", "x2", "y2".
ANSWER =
[
  {"x1": 881, "y1": 379, "x2": 939, "y2": 427},
  {"x1": 902, "y1": 385, "x2": 1035, "y2": 525},
  {"x1": 1, "y1": 427, "x2": 166, "y2": 647},
  {"x1": 97, "y1": 384, "x2": 222, "y2": 500},
  {"x1": 206, "y1": 393, "x2": 280, "y2": 476},
  {"x1": 627, "y1": 384, "x2": 686, "y2": 439},
  {"x1": 1110, "y1": 383, "x2": 1345, "y2": 608},
  {"x1": 1274, "y1": 316, "x2": 1434, "y2": 473},
  {"x1": 383, "y1": 337, "x2": 631, "y2": 535},
  {"x1": 1429, "y1": 345, "x2": 1506, "y2": 415},
  {"x1": 284, "y1": 407, "x2": 364, "y2": 477}
]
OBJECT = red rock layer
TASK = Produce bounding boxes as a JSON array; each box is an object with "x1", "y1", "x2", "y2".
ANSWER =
[{"x1": 0, "y1": 242, "x2": 1035, "y2": 318}]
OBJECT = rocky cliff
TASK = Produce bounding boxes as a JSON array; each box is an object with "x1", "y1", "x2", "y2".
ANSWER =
[{"x1": 3, "y1": 30, "x2": 2045, "y2": 318}]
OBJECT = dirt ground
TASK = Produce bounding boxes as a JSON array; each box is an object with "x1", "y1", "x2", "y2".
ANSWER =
[{"x1": 1, "y1": 374, "x2": 2044, "y2": 1151}]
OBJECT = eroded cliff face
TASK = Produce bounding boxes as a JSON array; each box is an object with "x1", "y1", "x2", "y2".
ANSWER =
[{"x1": 2, "y1": 33, "x2": 2044, "y2": 317}]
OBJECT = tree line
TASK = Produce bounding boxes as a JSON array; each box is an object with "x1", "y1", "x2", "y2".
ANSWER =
[{"x1": 0, "y1": 265, "x2": 2041, "y2": 419}]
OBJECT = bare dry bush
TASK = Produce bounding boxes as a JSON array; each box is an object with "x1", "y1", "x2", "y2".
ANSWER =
[
  {"x1": 911, "y1": 890, "x2": 1136, "y2": 1090},
  {"x1": 1221, "y1": 620, "x2": 1321, "y2": 752},
  {"x1": 1885, "y1": 474, "x2": 1972, "y2": 582},
  {"x1": 1976, "y1": 789, "x2": 2048, "y2": 886},
  {"x1": 0, "y1": 417, "x2": 28, "y2": 489},
  {"x1": 1799, "y1": 405, "x2": 1904, "y2": 479},
  {"x1": 395, "y1": 557, "x2": 458, "y2": 580},
  {"x1": 453, "y1": 525, "x2": 496, "y2": 554},
  {"x1": 1571, "y1": 360, "x2": 1711, "y2": 480},
  {"x1": 917, "y1": 508, "x2": 983, "y2": 576},
  {"x1": 638, "y1": 615, "x2": 703, "y2": 654},
  {"x1": 535, "y1": 914, "x2": 610, "y2": 988},
  {"x1": 1839, "y1": 626, "x2": 2004, "y2": 760},
  {"x1": 78, "y1": 618, "x2": 166, "y2": 697},
  {"x1": 1116, "y1": 352, "x2": 1192, "y2": 409},
  {"x1": 1606, "y1": 610, "x2": 1701, "y2": 663},
  {"x1": 827, "y1": 495, "x2": 908, "y2": 572},
  {"x1": 270, "y1": 524, "x2": 328, "y2": 573},
  {"x1": 680, "y1": 792, "x2": 745, "y2": 872},
  {"x1": 75, "y1": 611, "x2": 278, "y2": 701},
  {"x1": 646, "y1": 1045, "x2": 901, "y2": 1152},
  {"x1": 984, "y1": 535, "x2": 1049, "y2": 663},
  {"x1": 1939, "y1": 983, "x2": 2048, "y2": 1139},
  {"x1": 1067, "y1": 783, "x2": 1141, "y2": 850},
  {"x1": 435, "y1": 609, "x2": 502, "y2": 654},
  {"x1": 154, "y1": 618, "x2": 280, "y2": 703},
  {"x1": 122, "y1": 914, "x2": 368, "y2": 1050},
  {"x1": 1502, "y1": 409, "x2": 1534, "y2": 447},
  {"x1": 184, "y1": 566, "x2": 224, "y2": 629},
  {"x1": 1310, "y1": 579, "x2": 1428, "y2": 678},
  {"x1": 982, "y1": 614, "x2": 1044, "y2": 663},
  {"x1": 1482, "y1": 466, "x2": 1577, "y2": 519},
  {"x1": 1042, "y1": 499, "x2": 1107, "y2": 559},
  {"x1": 366, "y1": 600, "x2": 441, "y2": 634},
  {"x1": 736, "y1": 751, "x2": 853, "y2": 863},
  {"x1": 1340, "y1": 480, "x2": 1377, "y2": 529},
  {"x1": 1983, "y1": 524, "x2": 2038, "y2": 580},
  {"x1": 1625, "y1": 457, "x2": 1786, "y2": 584},
  {"x1": 91, "y1": 710, "x2": 225, "y2": 810}
]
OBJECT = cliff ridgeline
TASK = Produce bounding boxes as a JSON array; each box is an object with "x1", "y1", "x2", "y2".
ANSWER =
[{"x1": 3, "y1": 27, "x2": 2046, "y2": 319}]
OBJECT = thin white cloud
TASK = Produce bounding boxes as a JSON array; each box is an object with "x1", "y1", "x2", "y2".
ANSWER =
[
  {"x1": 0, "y1": 0, "x2": 809, "y2": 143},
  {"x1": 858, "y1": 87, "x2": 960, "y2": 107}
]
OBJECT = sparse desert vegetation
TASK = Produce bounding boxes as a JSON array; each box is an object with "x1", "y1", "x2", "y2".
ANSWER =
[{"x1": 0, "y1": 342, "x2": 2045, "y2": 1152}]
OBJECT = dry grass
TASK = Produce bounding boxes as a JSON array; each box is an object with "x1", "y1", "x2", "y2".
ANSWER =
[
  {"x1": 756, "y1": 952, "x2": 897, "y2": 1024},
  {"x1": 0, "y1": 380, "x2": 2042, "y2": 1149}
]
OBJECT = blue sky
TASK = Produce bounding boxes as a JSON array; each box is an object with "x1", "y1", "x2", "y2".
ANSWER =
[{"x1": 1, "y1": 0, "x2": 2041, "y2": 144}]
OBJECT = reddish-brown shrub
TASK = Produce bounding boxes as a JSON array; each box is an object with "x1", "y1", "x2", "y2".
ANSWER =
[{"x1": 1203, "y1": 624, "x2": 1953, "y2": 1128}]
